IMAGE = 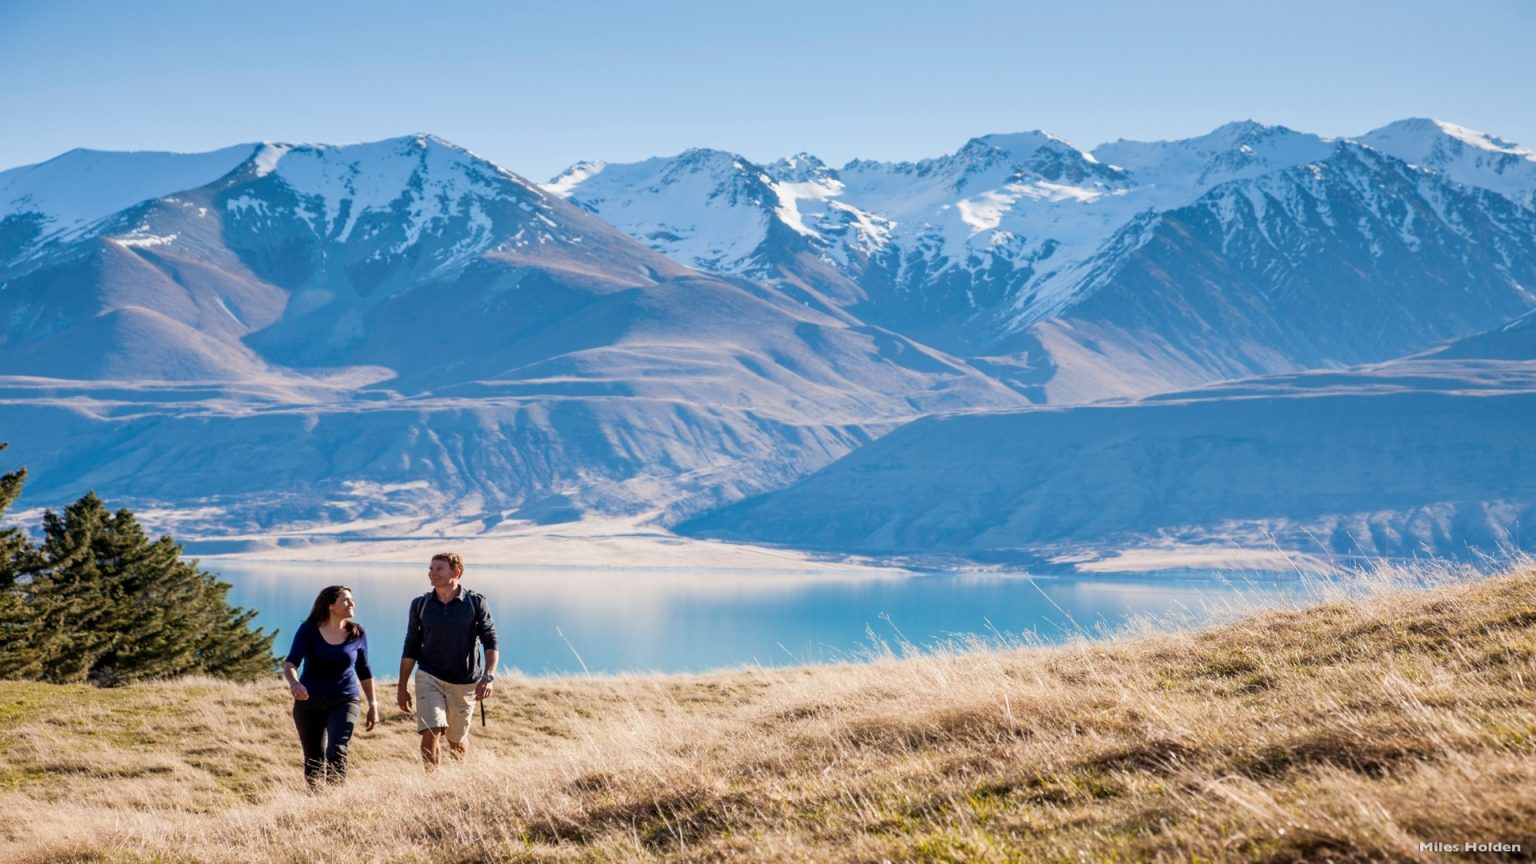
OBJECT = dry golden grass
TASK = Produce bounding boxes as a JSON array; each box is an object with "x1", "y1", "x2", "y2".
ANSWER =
[{"x1": 3, "y1": 563, "x2": 1534, "y2": 863}]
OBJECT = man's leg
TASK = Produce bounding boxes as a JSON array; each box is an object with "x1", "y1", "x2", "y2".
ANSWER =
[
  {"x1": 419, "y1": 727, "x2": 445, "y2": 768},
  {"x1": 414, "y1": 671, "x2": 451, "y2": 770},
  {"x1": 444, "y1": 681, "x2": 477, "y2": 761}
]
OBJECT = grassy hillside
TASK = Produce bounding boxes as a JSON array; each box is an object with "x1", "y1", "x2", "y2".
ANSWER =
[{"x1": 3, "y1": 565, "x2": 1534, "y2": 863}]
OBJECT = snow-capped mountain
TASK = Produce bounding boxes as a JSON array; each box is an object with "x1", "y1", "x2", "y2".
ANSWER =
[
  {"x1": 547, "y1": 131, "x2": 1145, "y2": 347},
  {"x1": 1361, "y1": 118, "x2": 1536, "y2": 210},
  {"x1": 549, "y1": 120, "x2": 1536, "y2": 402},
  {"x1": 1, "y1": 135, "x2": 583, "y2": 382},
  {"x1": 545, "y1": 123, "x2": 1340, "y2": 340},
  {"x1": 1029, "y1": 139, "x2": 1536, "y2": 400},
  {"x1": 0, "y1": 135, "x2": 1026, "y2": 537}
]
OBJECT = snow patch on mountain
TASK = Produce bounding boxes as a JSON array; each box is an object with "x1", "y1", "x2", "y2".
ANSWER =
[
  {"x1": 112, "y1": 232, "x2": 178, "y2": 249},
  {"x1": 544, "y1": 160, "x2": 608, "y2": 198},
  {"x1": 764, "y1": 155, "x2": 843, "y2": 238}
]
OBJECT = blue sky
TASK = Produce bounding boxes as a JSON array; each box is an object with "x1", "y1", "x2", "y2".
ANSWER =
[{"x1": 3, "y1": 0, "x2": 1532, "y2": 180}]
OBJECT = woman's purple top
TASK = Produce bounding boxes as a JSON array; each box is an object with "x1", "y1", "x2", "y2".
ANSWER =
[{"x1": 284, "y1": 620, "x2": 373, "y2": 699}]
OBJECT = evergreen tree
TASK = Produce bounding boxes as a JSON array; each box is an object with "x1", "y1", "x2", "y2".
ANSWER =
[
  {"x1": 0, "y1": 448, "x2": 278, "y2": 686},
  {"x1": 0, "y1": 443, "x2": 36, "y2": 670},
  {"x1": 27, "y1": 495, "x2": 178, "y2": 684},
  {"x1": 0, "y1": 446, "x2": 276, "y2": 685},
  {"x1": 23, "y1": 493, "x2": 278, "y2": 685},
  {"x1": 0, "y1": 442, "x2": 27, "y2": 589}
]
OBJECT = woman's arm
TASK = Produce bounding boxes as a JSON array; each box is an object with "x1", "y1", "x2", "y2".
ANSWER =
[
  {"x1": 360, "y1": 677, "x2": 378, "y2": 731},
  {"x1": 282, "y1": 661, "x2": 309, "y2": 700},
  {"x1": 283, "y1": 623, "x2": 310, "y2": 700},
  {"x1": 357, "y1": 634, "x2": 378, "y2": 731}
]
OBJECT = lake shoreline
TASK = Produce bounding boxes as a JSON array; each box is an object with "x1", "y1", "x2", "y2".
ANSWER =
[{"x1": 182, "y1": 515, "x2": 1346, "y2": 577}]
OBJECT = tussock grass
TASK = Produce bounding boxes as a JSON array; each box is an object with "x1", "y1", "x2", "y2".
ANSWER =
[{"x1": 3, "y1": 562, "x2": 1534, "y2": 862}]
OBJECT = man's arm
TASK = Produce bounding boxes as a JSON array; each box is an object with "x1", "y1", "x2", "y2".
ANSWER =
[
  {"x1": 396, "y1": 657, "x2": 415, "y2": 713},
  {"x1": 398, "y1": 596, "x2": 423, "y2": 713},
  {"x1": 474, "y1": 599, "x2": 499, "y2": 700},
  {"x1": 475, "y1": 648, "x2": 498, "y2": 700}
]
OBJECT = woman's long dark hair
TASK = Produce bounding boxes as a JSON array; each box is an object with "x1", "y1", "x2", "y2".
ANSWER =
[{"x1": 306, "y1": 585, "x2": 364, "y2": 640}]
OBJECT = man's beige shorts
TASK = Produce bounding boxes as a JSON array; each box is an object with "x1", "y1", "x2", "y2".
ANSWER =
[{"x1": 414, "y1": 670, "x2": 478, "y2": 739}]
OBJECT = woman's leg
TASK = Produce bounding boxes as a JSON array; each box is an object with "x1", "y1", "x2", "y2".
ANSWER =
[
  {"x1": 323, "y1": 697, "x2": 363, "y2": 784},
  {"x1": 292, "y1": 700, "x2": 327, "y2": 790}
]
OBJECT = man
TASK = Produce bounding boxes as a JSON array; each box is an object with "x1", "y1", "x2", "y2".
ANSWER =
[{"x1": 397, "y1": 551, "x2": 498, "y2": 768}]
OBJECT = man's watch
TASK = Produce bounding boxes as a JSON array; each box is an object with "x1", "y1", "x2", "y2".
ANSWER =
[{"x1": 480, "y1": 674, "x2": 496, "y2": 683}]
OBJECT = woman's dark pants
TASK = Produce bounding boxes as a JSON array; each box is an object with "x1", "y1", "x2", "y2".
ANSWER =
[{"x1": 292, "y1": 696, "x2": 362, "y2": 788}]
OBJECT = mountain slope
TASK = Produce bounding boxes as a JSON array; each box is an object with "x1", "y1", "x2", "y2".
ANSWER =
[{"x1": 680, "y1": 344, "x2": 1536, "y2": 562}]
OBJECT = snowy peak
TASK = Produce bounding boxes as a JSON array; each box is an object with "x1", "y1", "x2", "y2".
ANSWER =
[
  {"x1": 834, "y1": 131, "x2": 1124, "y2": 215},
  {"x1": 0, "y1": 144, "x2": 258, "y2": 259},
  {"x1": 965, "y1": 132, "x2": 1125, "y2": 188},
  {"x1": 542, "y1": 147, "x2": 781, "y2": 273},
  {"x1": 1204, "y1": 119, "x2": 1288, "y2": 147},
  {"x1": 898, "y1": 130, "x2": 1061, "y2": 169},
  {"x1": 949, "y1": 131, "x2": 1058, "y2": 178},
  {"x1": 230, "y1": 134, "x2": 544, "y2": 244},
  {"x1": 1042, "y1": 134, "x2": 1536, "y2": 394},
  {"x1": 974, "y1": 130, "x2": 1067, "y2": 156},
  {"x1": 1, "y1": 135, "x2": 570, "y2": 273},
  {"x1": 1359, "y1": 118, "x2": 1536, "y2": 208},
  {"x1": 1092, "y1": 121, "x2": 1333, "y2": 190},
  {"x1": 546, "y1": 147, "x2": 771, "y2": 208},
  {"x1": 666, "y1": 148, "x2": 778, "y2": 206},
  {"x1": 841, "y1": 131, "x2": 1114, "y2": 194},
  {"x1": 766, "y1": 153, "x2": 835, "y2": 184},
  {"x1": 1363, "y1": 118, "x2": 1534, "y2": 158}
]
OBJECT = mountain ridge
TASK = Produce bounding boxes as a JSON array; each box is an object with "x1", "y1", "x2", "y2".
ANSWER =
[{"x1": 549, "y1": 118, "x2": 1536, "y2": 404}]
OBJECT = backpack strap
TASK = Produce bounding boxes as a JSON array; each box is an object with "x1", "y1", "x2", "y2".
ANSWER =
[{"x1": 417, "y1": 589, "x2": 481, "y2": 623}]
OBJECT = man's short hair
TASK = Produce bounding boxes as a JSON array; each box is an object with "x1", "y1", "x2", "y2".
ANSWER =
[{"x1": 432, "y1": 551, "x2": 464, "y2": 575}]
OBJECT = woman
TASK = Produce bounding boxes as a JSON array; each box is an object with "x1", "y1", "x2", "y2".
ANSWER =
[{"x1": 282, "y1": 585, "x2": 379, "y2": 789}]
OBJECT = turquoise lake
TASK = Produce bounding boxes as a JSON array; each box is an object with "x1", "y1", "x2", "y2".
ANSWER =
[{"x1": 213, "y1": 561, "x2": 1312, "y2": 677}]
